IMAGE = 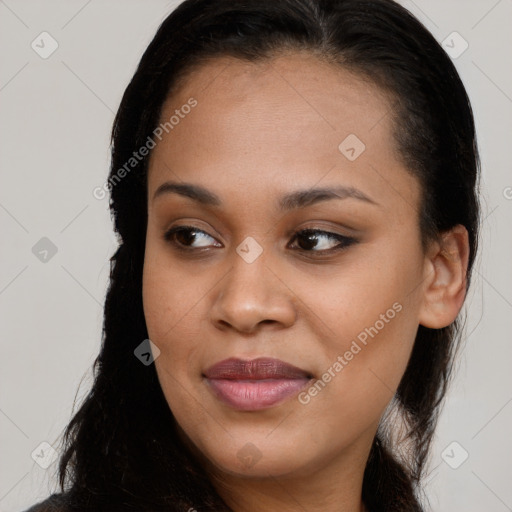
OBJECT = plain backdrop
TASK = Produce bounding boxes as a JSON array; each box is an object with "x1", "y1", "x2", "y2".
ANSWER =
[{"x1": 0, "y1": 1, "x2": 511, "y2": 511}]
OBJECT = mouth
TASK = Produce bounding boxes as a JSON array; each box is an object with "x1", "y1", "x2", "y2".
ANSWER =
[{"x1": 203, "y1": 357, "x2": 313, "y2": 411}]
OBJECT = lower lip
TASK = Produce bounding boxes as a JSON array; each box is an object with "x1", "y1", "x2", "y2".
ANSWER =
[{"x1": 205, "y1": 378, "x2": 311, "y2": 411}]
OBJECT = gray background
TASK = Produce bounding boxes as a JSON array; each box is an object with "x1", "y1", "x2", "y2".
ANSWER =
[{"x1": 0, "y1": 1, "x2": 511, "y2": 510}]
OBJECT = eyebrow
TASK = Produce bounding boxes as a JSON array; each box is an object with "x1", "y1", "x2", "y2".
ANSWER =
[{"x1": 152, "y1": 181, "x2": 380, "y2": 210}]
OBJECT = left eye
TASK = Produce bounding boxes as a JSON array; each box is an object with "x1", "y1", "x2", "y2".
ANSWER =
[{"x1": 288, "y1": 229, "x2": 356, "y2": 252}]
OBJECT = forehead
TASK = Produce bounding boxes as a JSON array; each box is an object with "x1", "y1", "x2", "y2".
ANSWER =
[{"x1": 147, "y1": 52, "x2": 419, "y2": 217}]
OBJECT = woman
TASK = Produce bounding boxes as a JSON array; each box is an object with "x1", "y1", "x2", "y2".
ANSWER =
[{"x1": 25, "y1": 0, "x2": 480, "y2": 510}]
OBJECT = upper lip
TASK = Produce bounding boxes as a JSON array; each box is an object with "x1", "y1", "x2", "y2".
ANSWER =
[{"x1": 203, "y1": 357, "x2": 312, "y2": 380}]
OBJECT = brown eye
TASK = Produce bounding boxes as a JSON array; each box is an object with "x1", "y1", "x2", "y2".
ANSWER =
[
  {"x1": 164, "y1": 226, "x2": 221, "y2": 249},
  {"x1": 289, "y1": 229, "x2": 357, "y2": 253}
]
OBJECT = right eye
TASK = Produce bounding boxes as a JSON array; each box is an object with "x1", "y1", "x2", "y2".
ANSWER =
[{"x1": 163, "y1": 225, "x2": 222, "y2": 251}]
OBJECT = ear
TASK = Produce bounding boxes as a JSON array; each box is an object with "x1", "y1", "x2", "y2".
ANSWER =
[{"x1": 418, "y1": 225, "x2": 470, "y2": 329}]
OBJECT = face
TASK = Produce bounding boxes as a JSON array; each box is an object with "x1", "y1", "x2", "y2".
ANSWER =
[{"x1": 143, "y1": 52, "x2": 428, "y2": 482}]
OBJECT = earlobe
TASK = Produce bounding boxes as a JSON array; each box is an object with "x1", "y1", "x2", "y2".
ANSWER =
[{"x1": 418, "y1": 225, "x2": 469, "y2": 329}]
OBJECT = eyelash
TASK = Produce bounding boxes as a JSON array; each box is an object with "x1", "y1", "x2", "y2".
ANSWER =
[{"x1": 163, "y1": 225, "x2": 357, "y2": 256}]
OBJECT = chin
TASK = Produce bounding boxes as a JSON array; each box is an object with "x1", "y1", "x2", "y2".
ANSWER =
[
  {"x1": 188, "y1": 429, "x2": 324, "y2": 481},
  {"x1": 206, "y1": 448, "x2": 308, "y2": 479}
]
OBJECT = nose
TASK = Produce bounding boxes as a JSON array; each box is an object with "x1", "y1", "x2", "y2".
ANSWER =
[{"x1": 209, "y1": 251, "x2": 297, "y2": 334}]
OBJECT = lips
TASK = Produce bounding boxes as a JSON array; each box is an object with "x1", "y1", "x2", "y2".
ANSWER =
[{"x1": 203, "y1": 357, "x2": 312, "y2": 411}]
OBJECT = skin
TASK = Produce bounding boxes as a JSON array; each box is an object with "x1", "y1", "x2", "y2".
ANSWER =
[{"x1": 142, "y1": 52, "x2": 469, "y2": 512}]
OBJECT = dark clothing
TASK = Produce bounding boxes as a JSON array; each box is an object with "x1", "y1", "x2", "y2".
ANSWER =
[{"x1": 22, "y1": 494, "x2": 67, "y2": 512}]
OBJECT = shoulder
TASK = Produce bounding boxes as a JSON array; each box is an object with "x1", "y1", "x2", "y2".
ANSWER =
[{"x1": 22, "y1": 494, "x2": 68, "y2": 512}]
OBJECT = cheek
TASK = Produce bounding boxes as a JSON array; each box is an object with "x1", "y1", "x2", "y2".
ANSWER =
[
  {"x1": 292, "y1": 301, "x2": 420, "y2": 459},
  {"x1": 292, "y1": 241, "x2": 423, "y2": 401},
  {"x1": 142, "y1": 256, "x2": 207, "y2": 419},
  {"x1": 142, "y1": 251, "x2": 211, "y2": 401},
  {"x1": 142, "y1": 246, "x2": 207, "y2": 341},
  {"x1": 288, "y1": 240, "x2": 422, "y2": 344}
]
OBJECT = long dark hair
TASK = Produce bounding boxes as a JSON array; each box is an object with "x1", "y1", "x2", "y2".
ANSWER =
[{"x1": 53, "y1": 0, "x2": 480, "y2": 510}]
